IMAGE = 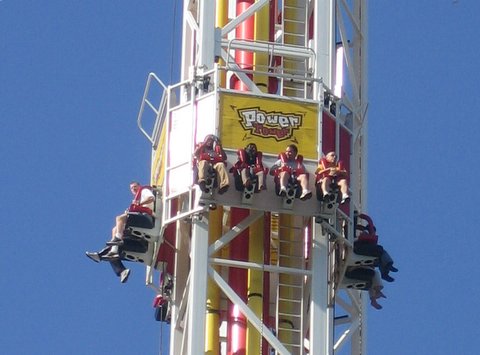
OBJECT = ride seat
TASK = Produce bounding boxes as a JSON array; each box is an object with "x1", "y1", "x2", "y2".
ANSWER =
[
  {"x1": 340, "y1": 267, "x2": 374, "y2": 290},
  {"x1": 340, "y1": 277, "x2": 371, "y2": 290},
  {"x1": 346, "y1": 250, "x2": 378, "y2": 267},
  {"x1": 202, "y1": 167, "x2": 217, "y2": 194},
  {"x1": 273, "y1": 169, "x2": 301, "y2": 209},
  {"x1": 119, "y1": 237, "x2": 156, "y2": 265},
  {"x1": 125, "y1": 187, "x2": 163, "y2": 242},
  {"x1": 126, "y1": 212, "x2": 154, "y2": 229}
]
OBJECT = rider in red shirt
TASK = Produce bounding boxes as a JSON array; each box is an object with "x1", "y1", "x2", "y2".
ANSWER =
[
  {"x1": 315, "y1": 151, "x2": 350, "y2": 204},
  {"x1": 270, "y1": 144, "x2": 312, "y2": 200}
]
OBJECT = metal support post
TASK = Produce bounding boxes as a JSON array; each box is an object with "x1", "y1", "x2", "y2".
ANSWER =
[
  {"x1": 186, "y1": 216, "x2": 210, "y2": 353},
  {"x1": 310, "y1": 221, "x2": 334, "y2": 355}
]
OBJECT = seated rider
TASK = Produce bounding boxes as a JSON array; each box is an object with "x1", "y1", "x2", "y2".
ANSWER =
[
  {"x1": 347, "y1": 213, "x2": 397, "y2": 309},
  {"x1": 315, "y1": 151, "x2": 350, "y2": 204},
  {"x1": 354, "y1": 213, "x2": 398, "y2": 282},
  {"x1": 269, "y1": 144, "x2": 312, "y2": 200},
  {"x1": 85, "y1": 181, "x2": 155, "y2": 283},
  {"x1": 232, "y1": 143, "x2": 266, "y2": 190},
  {"x1": 194, "y1": 134, "x2": 230, "y2": 194},
  {"x1": 107, "y1": 181, "x2": 155, "y2": 249}
]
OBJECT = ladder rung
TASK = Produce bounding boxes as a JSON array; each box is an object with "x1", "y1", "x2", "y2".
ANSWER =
[
  {"x1": 278, "y1": 287, "x2": 303, "y2": 292},
  {"x1": 279, "y1": 283, "x2": 303, "y2": 289},
  {"x1": 279, "y1": 343, "x2": 302, "y2": 350},
  {"x1": 278, "y1": 297, "x2": 301, "y2": 303},
  {"x1": 284, "y1": 19, "x2": 306, "y2": 26},
  {"x1": 278, "y1": 250, "x2": 304, "y2": 254},
  {"x1": 278, "y1": 312, "x2": 301, "y2": 318},
  {"x1": 278, "y1": 238, "x2": 303, "y2": 243},
  {"x1": 284, "y1": 32, "x2": 305, "y2": 38},
  {"x1": 278, "y1": 328, "x2": 301, "y2": 334},
  {"x1": 280, "y1": 71, "x2": 311, "y2": 78},
  {"x1": 284, "y1": 5, "x2": 306, "y2": 10},
  {"x1": 279, "y1": 340, "x2": 301, "y2": 346},
  {"x1": 278, "y1": 254, "x2": 304, "y2": 260}
]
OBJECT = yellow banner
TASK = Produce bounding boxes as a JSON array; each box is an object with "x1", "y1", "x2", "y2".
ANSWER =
[{"x1": 219, "y1": 93, "x2": 318, "y2": 159}]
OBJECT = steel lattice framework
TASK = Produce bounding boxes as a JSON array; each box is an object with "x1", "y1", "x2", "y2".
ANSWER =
[{"x1": 139, "y1": 1, "x2": 370, "y2": 354}]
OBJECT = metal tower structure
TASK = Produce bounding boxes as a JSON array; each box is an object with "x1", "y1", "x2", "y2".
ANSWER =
[{"x1": 137, "y1": 1, "x2": 370, "y2": 354}]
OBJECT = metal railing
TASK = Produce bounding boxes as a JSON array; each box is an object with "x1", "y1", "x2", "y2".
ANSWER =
[{"x1": 137, "y1": 72, "x2": 168, "y2": 148}]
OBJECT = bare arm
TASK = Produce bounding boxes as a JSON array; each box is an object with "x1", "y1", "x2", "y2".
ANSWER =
[
  {"x1": 139, "y1": 196, "x2": 155, "y2": 206},
  {"x1": 269, "y1": 159, "x2": 281, "y2": 175}
]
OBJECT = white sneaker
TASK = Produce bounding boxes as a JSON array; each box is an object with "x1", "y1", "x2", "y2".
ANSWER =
[
  {"x1": 300, "y1": 189, "x2": 312, "y2": 201},
  {"x1": 120, "y1": 269, "x2": 131, "y2": 283},
  {"x1": 85, "y1": 252, "x2": 100, "y2": 263},
  {"x1": 341, "y1": 194, "x2": 350, "y2": 204}
]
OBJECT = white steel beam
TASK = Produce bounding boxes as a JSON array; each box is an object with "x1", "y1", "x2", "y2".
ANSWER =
[
  {"x1": 350, "y1": 1, "x2": 368, "y2": 352},
  {"x1": 313, "y1": 0, "x2": 335, "y2": 90},
  {"x1": 208, "y1": 210, "x2": 263, "y2": 255},
  {"x1": 170, "y1": 219, "x2": 192, "y2": 354},
  {"x1": 186, "y1": 217, "x2": 209, "y2": 354},
  {"x1": 198, "y1": 0, "x2": 216, "y2": 70},
  {"x1": 220, "y1": 48, "x2": 263, "y2": 93},
  {"x1": 310, "y1": 221, "x2": 333, "y2": 355}
]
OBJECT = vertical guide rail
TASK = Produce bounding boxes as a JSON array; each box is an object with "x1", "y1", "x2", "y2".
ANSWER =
[{"x1": 187, "y1": 217, "x2": 209, "y2": 354}]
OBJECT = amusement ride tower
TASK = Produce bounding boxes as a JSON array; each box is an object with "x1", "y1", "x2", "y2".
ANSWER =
[{"x1": 136, "y1": 1, "x2": 370, "y2": 354}]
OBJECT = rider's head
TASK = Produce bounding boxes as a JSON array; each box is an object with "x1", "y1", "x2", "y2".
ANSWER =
[
  {"x1": 326, "y1": 151, "x2": 337, "y2": 163},
  {"x1": 130, "y1": 181, "x2": 140, "y2": 194},
  {"x1": 245, "y1": 143, "x2": 257, "y2": 156},
  {"x1": 285, "y1": 144, "x2": 298, "y2": 159},
  {"x1": 204, "y1": 134, "x2": 217, "y2": 147}
]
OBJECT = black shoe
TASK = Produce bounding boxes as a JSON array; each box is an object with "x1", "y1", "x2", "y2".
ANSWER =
[
  {"x1": 218, "y1": 185, "x2": 229, "y2": 195},
  {"x1": 324, "y1": 193, "x2": 335, "y2": 202},
  {"x1": 390, "y1": 265, "x2": 398, "y2": 272},
  {"x1": 198, "y1": 180, "x2": 207, "y2": 192},
  {"x1": 381, "y1": 273, "x2": 395, "y2": 282},
  {"x1": 106, "y1": 237, "x2": 124, "y2": 246},
  {"x1": 103, "y1": 251, "x2": 120, "y2": 260}
]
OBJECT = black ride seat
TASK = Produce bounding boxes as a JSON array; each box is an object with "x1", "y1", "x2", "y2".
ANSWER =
[{"x1": 126, "y1": 212, "x2": 155, "y2": 229}]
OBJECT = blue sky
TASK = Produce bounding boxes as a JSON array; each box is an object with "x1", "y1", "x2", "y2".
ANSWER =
[{"x1": 2, "y1": 1, "x2": 480, "y2": 354}]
